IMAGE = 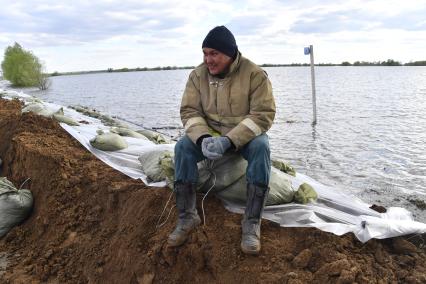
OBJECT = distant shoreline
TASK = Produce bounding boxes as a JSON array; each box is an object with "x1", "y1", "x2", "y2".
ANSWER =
[{"x1": 49, "y1": 59, "x2": 426, "y2": 77}]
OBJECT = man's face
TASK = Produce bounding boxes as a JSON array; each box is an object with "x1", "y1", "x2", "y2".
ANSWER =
[{"x1": 203, "y1": 47, "x2": 233, "y2": 75}]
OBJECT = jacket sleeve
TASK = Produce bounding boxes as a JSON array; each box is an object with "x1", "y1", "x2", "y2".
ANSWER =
[
  {"x1": 180, "y1": 71, "x2": 211, "y2": 144},
  {"x1": 226, "y1": 71, "x2": 276, "y2": 149}
]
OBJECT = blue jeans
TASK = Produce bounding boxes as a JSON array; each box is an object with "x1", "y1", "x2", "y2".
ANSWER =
[{"x1": 174, "y1": 134, "x2": 271, "y2": 186}]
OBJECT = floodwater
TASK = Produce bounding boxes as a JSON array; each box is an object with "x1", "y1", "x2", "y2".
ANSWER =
[{"x1": 11, "y1": 66, "x2": 426, "y2": 221}]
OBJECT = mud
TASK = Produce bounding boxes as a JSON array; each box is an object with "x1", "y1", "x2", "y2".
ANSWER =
[{"x1": 0, "y1": 98, "x2": 425, "y2": 283}]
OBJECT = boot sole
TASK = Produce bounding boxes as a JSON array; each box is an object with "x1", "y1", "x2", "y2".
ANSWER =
[
  {"x1": 167, "y1": 217, "x2": 201, "y2": 247},
  {"x1": 241, "y1": 244, "x2": 261, "y2": 255},
  {"x1": 167, "y1": 237, "x2": 187, "y2": 247}
]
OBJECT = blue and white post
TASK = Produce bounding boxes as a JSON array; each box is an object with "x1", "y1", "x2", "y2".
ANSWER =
[{"x1": 304, "y1": 45, "x2": 317, "y2": 125}]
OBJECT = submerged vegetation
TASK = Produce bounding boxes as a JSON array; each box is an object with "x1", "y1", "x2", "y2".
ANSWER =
[{"x1": 1, "y1": 43, "x2": 50, "y2": 90}]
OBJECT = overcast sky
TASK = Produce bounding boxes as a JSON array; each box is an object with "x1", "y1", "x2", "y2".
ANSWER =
[{"x1": 1, "y1": 0, "x2": 425, "y2": 72}]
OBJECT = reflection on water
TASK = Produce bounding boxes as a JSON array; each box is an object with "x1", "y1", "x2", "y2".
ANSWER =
[{"x1": 20, "y1": 66, "x2": 426, "y2": 221}]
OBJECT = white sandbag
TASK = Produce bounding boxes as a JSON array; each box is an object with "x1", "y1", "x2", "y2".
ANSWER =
[
  {"x1": 197, "y1": 153, "x2": 246, "y2": 193},
  {"x1": 22, "y1": 103, "x2": 60, "y2": 118},
  {"x1": 22, "y1": 103, "x2": 45, "y2": 114},
  {"x1": 137, "y1": 129, "x2": 172, "y2": 144},
  {"x1": 90, "y1": 133, "x2": 128, "y2": 151},
  {"x1": 110, "y1": 127, "x2": 149, "y2": 140},
  {"x1": 53, "y1": 113, "x2": 80, "y2": 126},
  {"x1": 138, "y1": 150, "x2": 173, "y2": 183},
  {"x1": 0, "y1": 177, "x2": 33, "y2": 237},
  {"x1": 70, "y1": 105, "x2": 128, "y2": 127},
  {"x1": 153, "y1": 150, "x2": 295, "y2": 205},
  {"x1": 268, "y1": 168, "x2": 295, "y2": 204},
  {"x1": 197, "y1": 154, "x2": 295, "y2": 205},
  {"x1": 216, "y1": 167, "x2": 295, "y2": 205}
]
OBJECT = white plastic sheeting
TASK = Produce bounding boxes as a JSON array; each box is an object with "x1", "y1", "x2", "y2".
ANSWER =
[
  {"x1": 2, "y1": 88, "x2": 426, "y2": 242},
  {"x1": 223, "y1": 174, "x2": 426, "y2": 242}
]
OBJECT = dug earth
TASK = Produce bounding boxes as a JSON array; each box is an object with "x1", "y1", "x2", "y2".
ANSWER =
[{"x1": 0, "y1": 98, "x2": 425, "y2": 283}]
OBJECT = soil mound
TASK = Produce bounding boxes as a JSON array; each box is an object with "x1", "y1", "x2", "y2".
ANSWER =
[{"x1": 0, "y1": 98, "x2": 425, "y2": 283}]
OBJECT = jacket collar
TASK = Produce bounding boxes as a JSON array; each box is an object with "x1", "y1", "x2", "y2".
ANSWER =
[{"x1": 227, "y1": 51, "x2": 241, "y2": 77}]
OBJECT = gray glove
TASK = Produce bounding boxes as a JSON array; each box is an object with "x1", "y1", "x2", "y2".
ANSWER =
[{"x1": 201, "y1": 136, "x2": 231, "y2": 160}]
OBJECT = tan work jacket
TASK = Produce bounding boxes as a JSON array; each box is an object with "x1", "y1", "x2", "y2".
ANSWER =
[{"x1": 180, "y1": 52, "x2": 276, "y2": 149}]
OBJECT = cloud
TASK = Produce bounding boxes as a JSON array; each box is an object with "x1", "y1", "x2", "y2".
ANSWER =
[
  {"x1": 290, "y1": 3, "x2": 426, "y2": 34},
  {"x1": 227, "y1": 14, "x2": 274, "y2": 35},
  {"x1": 380, "y1": 9, "x2": 426, "y2": 31},
  {"x1": 0, "y1": 0, "x2": 188, "y2": 45},
  {"x1": 1, "y1": 0, "x2": 426, "y2": 72},
  {"x1": 291, "y1": 9, "x2": 382, "y2": 34}
]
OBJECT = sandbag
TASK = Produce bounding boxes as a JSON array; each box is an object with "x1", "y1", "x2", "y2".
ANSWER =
[
  {"x1": 294, "y1": 182, "x2": 318, "y2": 204},
  {"x1": 22, "y1": 102, "x2": 61, "y2": 118},
  {"x1": 53, "y1": 113, "x2": 80, "y2": 126},
  {"x1": 272, "y1": 160, "x2": 296, "y2": 176},
  {"x1": 137, "y1": 129, "x2": 172, "y2": 144},
  {"x1": 22, "y1": 103, "x2": 45, "y2": 114},
  {"x1": 90, "y1": 133, "x2": 128, "y2": 151},
  {"x1": 0, "y1": 177, "x2": 33, "y2": 237},
  {"x1": 155, "y1": 150, "x2": 295, "y2": 205},
  {"x1": 70, "y1": 105, "x2": 128, "y2": 127},
  {"x1": 110, "y1": 127, "x2": 149, "y2": 140},
  {"x1": 216, "y1": 167, "x2": 294, "y2": 205},
  {"x1": 197, "y1": 153, "x2": 246, "y2": 193},
  {"x1": 159, "y1": 152, "x2": 174, "y2": 188},
  {"x1": 138, "y1": 150, "x2": 173, "y2": 183}
]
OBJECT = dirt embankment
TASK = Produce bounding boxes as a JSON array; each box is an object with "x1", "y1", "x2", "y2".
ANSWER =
[{"x1": 0, "y1": 98, "x2": 425, "y2": 283}]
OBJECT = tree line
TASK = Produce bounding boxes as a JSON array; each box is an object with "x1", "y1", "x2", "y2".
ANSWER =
[
  {"x1": 50, "y1": 66, "x2": 195, "y2": 77},
  {"x1": 261, "y1": 59, "x2": 426, "y2": 67},
  {"x1": 53, "y1": 58, "x2": 426, "y2": 77}
]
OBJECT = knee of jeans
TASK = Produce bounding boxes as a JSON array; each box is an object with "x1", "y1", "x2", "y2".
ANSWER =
[
  {"x1": 248, "y1": 136, "x2": 270, "y2": 155},
  {"x1": 175, "y1": 136, "x2": 192, "y2": 154}
]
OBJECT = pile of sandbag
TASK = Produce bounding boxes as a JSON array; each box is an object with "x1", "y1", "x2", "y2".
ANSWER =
[
  {"x1": 70, "y1": 105, "x2": 128, "y2": 128},
  {"x1": 89, "y1": 127, "x2": 170, "y2": 152},
  {"x1": 23, "y1": 101, "x2": 172, "y2": 153},
  {"x1": 0, "y1": 177, "x2": 33, "y2": 237}
]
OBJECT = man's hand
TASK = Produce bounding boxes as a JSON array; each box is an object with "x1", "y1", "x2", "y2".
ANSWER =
[{"x1": 201, "y1": 136, "x2": 231, "y2": 160}]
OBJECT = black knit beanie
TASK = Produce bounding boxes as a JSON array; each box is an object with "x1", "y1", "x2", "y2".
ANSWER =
[{"x1": 202, "y1": 26, "x2": 238, "y2": 58}]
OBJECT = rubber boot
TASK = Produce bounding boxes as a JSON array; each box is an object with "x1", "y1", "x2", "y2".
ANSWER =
[
  {"x1": 241, "y1": 183, "x2": 269, "y2": 255},
  {"x1": 167, "y1": 182, "x2": 201, "y2": 247}
]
